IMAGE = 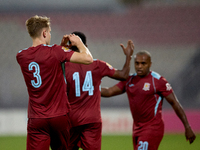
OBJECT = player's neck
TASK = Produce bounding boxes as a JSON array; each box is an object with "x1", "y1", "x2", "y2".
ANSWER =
[
  {"x1": 138, "y1": 71, "x2": 151, "y2": 78},
  {"x1": 32, "y1": 38, "x2": 47, "y2": 47}
]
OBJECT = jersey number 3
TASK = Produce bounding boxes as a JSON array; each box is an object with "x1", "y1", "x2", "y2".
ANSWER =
[
  {"x1": 28, "y1": 62, "x2": 42, "y2": 88},
  {"x1": 73, "y1": 71, "x2": 94, "y2": 97}
]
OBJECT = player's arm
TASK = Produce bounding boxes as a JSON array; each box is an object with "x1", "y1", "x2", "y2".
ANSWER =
[
  {"x1": 61, "y1": 34, "x2": 93, "y2": 64},
  {"x1": 101, "y1": 85, "x2": 124, "y2": 97},
  {"x1": 111, "y1": 40, "x2": 134, "y2": 81},
  {"x1": 165, "y1": 92, "x2": 196, "y2": 144}
]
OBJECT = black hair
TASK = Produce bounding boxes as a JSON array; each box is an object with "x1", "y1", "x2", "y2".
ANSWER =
[
  {"x1": 134, "y1": 50, "x2": 151, "y2": 62},
  {"x1": 69, "y1": 31, "x2": 87, "y2": 52}
]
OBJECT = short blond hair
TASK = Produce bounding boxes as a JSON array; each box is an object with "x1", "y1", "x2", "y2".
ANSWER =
[{"x1": 26, "y1": 15, "x2": 50, "y2": 38}]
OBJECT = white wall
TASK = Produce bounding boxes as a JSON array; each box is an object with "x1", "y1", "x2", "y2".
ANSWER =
[
  {"x1": 0, "y1": 109, "x2": 199, "y2": 136},
  {"x1": 0, "y1": 109, "x2": 132, "y2": 136},
  {"x1": 0, "y1": 109, "x2": 27, "y2": 135}
]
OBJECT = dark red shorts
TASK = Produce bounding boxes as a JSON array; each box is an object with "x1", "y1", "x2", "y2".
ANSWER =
[
  {"x1": 27, "y1": 115, "x2": 71, "y2": 150},
  {"x1": 133, "y1": 129, "x2": 164, "y2": 150},
  {"x1": 69, "y1": 122, "x2": 102, "y2": 150}
]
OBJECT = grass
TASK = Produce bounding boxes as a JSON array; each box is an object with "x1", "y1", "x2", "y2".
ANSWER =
[
  {"x1": 159, "y1": 134, "x2": 199, "y2": 150},
  {"x1": 101, "y1": 134, "x2": 199, "y2": 150},
  {"x1": 0, "y1": 136, "x2": 26, "y2": 150},
  {"x1": 0, "y1": 134, "x2": 199, "y2": 150}
]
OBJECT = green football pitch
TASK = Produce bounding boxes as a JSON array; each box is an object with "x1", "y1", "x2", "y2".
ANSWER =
[{"x1": 0, "y1": 134, "x2": 199, "y2": 150}]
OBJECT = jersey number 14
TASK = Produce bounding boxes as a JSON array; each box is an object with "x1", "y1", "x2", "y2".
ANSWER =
[{"x1": 73, "y1": 71, "x2": 94, "y2": 97}]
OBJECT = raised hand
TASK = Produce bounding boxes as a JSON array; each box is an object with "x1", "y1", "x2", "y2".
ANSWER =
[
  {"x1": 60, "y1": 34, "x2": 83, "y2": 48},
  {"x1": 120, "y1": 40, "x2": 134, "y2": 57},
  {"x1": 60, "y1": 34, "x2": 69, "y2": 47}
]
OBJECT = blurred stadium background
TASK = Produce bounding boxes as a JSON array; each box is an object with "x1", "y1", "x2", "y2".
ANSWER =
[{"x1": 0, "y1": 0, "x2": 200, "y2": 137}]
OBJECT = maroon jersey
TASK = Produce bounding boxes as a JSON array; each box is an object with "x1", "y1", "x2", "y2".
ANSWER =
[
  {"x1": 117, "y1": 71, "x2": 173, "y2": 136},
  {"x1": 16, "y1": 44, "x2": 74, "y2": 118},
  {"x1": 65, "y1": 59, "x2": 115, "y2": 127}
]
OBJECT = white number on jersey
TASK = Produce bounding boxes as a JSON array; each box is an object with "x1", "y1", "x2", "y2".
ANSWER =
[
  {"x1": 73, "y1": 71, "x2": 94, "y2": 97},
  {"x1": 28, "y1": 62, "x2": 42, "y2": 88},
  {"x1": 138, "y1": 141, "x2": 148, "y2": 150}
]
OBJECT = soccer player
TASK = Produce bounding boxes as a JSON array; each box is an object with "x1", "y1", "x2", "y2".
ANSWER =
[
  {"x1": 16, "y1": 16, "x2": 93, "y2": 150},
  {"x1": 64, "y1": 31, "x2": 134, "y2": 150},
  {"x1": 101, "y1": 50, "x2": 196, "y2": 150}
]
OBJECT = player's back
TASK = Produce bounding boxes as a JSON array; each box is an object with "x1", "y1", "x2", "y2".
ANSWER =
[
  {"x1": 65, "y1": 59, "x2": 115, "y2": 126},
  {"x1": 16, "y1": 44, "x2": 71, "y2": 118}
]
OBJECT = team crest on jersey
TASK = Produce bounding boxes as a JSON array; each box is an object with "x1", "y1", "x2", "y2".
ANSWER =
[
  {"x1": 106, "y1": 63, "x2": 113, "y2": 69},
  {"x1": 62, "y1": 47, "x2": 70, "y2": 52},
  {"x1": 166, "y1": 83, "x2": 172, "y2": 91},
  {"x1": 143, "y1": 83, "x2": 150, "y2": 91}
]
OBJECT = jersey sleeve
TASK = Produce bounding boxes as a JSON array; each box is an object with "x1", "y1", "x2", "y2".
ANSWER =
[
  {"x1": 98, "y1": 60, "x2": 116, "y2": 77},
  {"x1": 156, "y1": 76, "x2": 173, "y2": 97},
  {"x1": 116, "y1": 80, "x2": 127, "y2": 92},
  {"x1": 52, "y1": 44, "x2": 74, "y2": 62}
]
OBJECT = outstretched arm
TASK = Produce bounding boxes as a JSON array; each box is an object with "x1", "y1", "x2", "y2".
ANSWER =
[
  {"x1": 60, "y1": 34, "x2": 93, "y2": 64},
  {"x1": 111, "y1": 40, "x2": 134, "y2": 81},
  {"x1": 165, "y1": 92, "x2": 196, "y2": 144},
  {"x1": 101, "y1": 85, "x2": 124, "y2": 97}
]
